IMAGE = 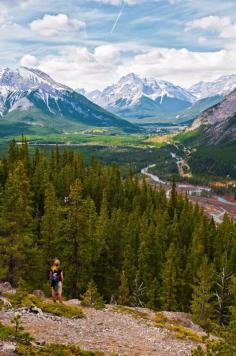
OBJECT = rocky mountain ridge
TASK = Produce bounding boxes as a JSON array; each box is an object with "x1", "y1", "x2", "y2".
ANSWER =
[
  {"x1": 0, "y1": 67, "x2": 136, "y2": 132},
  {"x1": 189, "y1": 88, "x2": 236, "y2": 144}
]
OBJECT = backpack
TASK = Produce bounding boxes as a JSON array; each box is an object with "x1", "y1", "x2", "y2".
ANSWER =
[{"x1": 51, "y1": 271, "x2": 59, "y2": 287}]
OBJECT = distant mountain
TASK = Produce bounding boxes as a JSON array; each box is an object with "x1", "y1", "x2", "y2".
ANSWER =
[
  {"x1": 189, "y1": 74, "x2": 236, "y2": 100},
  {"x1": 176, "y1": 95, "x2": 223, "y2": 123},
  {"x1": 0, "y1": 67, "x2": 137, "y2": 135},
  {"x1": 189, "y1": 88, "x2": 236, "y2": 144},
  {"x1": 86, "y1": 73, "x2": 196, "y2": 120}
]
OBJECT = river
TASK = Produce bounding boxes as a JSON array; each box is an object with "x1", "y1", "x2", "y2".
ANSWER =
[{"x1": 141, "y1": 164, "x2": 236, "y2": 223}]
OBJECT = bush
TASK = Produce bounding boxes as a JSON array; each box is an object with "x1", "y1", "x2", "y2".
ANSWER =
[
  {"x1": 80, "y1": 282, "x2": 105, "y2": 309},
  {"x1": 0, "y1": 320, "x2": 32, "y2": 344},
  {"x1": 17, "y1": 343, "x2": 117, "y2": 355},
  {"x1": 6, "y1": 292, "x2": 84, "y2": 319}
]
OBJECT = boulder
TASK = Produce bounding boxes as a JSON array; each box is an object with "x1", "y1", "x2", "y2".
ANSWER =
[
  {"x1": 33, "y1": 290, "x2": 45, "y2": 298},
  {"x1": 29, "y1": 306, "x2": 43, "y2": 315},
  {"x1": 0, "y1": 282, "x2": 15, "y2": 295},
  {"x1": 0, "y1": 296, "x2": 12, "y2": 307},
  {"x1": 66, "y1": 299, "x2": 81, "y2": 306}
]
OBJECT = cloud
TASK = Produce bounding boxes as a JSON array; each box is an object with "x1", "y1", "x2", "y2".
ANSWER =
[
  {"x1": 30, "y1": 13, "x2": 86, "y2": 38},
  {"x1": 186, "y1": 16, "x2": 231, "y2": 32},
  {"x1": 93, "y1": 0, "x2": 145, "y2": 6},
  {"x1": 186, "y1": 15, "x2": 236, "y2": 45},
  {"x1": 20, "y1": 54, "x2": 39, "y2": 67},
  {"x1": 21, "y1": 43, "x2": 236, "y2": 91},
  {"x1": 0, "y1": 5, "x2": 12, "y2": 28},
  {"x1": 22, "y1": 44, "x2": 122, "y2": 91},
  {"x1": 121, "y1": 47, "x2": 236, "y2": 87}
]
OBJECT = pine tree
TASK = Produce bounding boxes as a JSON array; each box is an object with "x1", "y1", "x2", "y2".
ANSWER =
[
  {"x1": 40, "y1": 182, "x2": 62, "y2": 282},
  {"x1": 191, "y1": 256, "x2": 214, "y2": 327},
  {"x1": 161, "y1": 243, "x2": 178, "y2": 311},
  {"x1": 215, "y1": 263, "x2": 232, "y2": 325},
  {"x1": 0, "y1": 161, "x2": 34, "y2": 286},
  {"x1": 118, "y1": 271, "x2": 130, "y2": 305},
  {"x1": 62, "y1": 179, "x2": 85, "y2": 298}
]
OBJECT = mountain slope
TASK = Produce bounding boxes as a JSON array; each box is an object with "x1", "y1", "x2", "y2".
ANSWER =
[
  {"x1": 188, "y1": 88, "x2": 236, "y2": 144},
  {"x1": 0, "y1": 67, "x2": 137, "y2": 134},
  {"x1": 176, "y1": 95, "x2": 223, "y2": 123},
  {"x1": 87, "y1": 73, "x2": 195, "y2": 120}
]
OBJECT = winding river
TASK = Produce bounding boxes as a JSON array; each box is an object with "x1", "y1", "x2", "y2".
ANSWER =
[{"x1": 141, "y1": 164, "x2": 236, "y2": 223}]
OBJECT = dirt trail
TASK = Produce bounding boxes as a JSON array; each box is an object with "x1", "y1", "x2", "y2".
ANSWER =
[{"x1": 0, "y1": 304, "x2": 200, "y2": 356}]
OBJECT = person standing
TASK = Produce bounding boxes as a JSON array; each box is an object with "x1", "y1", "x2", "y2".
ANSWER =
[{"x1": 50, "y1": 259, "x2": 64, "y2": 303}]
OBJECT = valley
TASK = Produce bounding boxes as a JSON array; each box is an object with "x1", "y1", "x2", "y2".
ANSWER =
[
  {"x1": 0, "y1": 65, "x2": 235, "y2": 222},
  {"x1": 142, "y1": 163, "x2": 236, "y2": 223}
]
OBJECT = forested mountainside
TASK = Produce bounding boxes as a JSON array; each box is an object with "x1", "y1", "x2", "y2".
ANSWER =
[{"x1": 0, "y1": 139, "x2": 235, "y2": 331}]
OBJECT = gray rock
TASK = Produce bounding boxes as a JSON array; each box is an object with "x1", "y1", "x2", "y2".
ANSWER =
[
  {"x1": 0, "y1": 282, "x2": 15, "y2": 295},
  {"x1": 30, "y1": 306, "x2": 43, "y2": 315},
  {"x1": 33, "y1": 290, "x2": 45, "y2": 298},
  {"x1": 0, "y1": 296, "x2": 12, "y2": 308}
]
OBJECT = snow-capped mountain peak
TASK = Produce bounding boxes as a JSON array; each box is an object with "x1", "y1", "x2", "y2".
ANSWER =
[
  {"x1": 0, "y1": 67, "x2": 70, "y2": 93},
  {"x1": 87, "y1": 73, "x2": 196, "y2": 112},
  {"x1": 0, "y1": 66, "x2": 135, "y2": 132},
  {"x1": 189, "y1": 74, "x2": 236, "y2": 100}
]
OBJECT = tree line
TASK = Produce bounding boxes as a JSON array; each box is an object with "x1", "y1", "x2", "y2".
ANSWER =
[{"x1": 0, "y1": 138, "x2": 235, "y2": 330}]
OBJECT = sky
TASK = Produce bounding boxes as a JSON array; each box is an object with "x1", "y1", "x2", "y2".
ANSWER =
[{"x1": 1, "y1": 0, "x2": 236, "y2": 90}]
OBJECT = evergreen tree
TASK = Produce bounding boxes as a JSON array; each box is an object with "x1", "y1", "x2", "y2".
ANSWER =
[
  {"x1": 191, "y1": 256, "x2": 215, "y2": 327},
  {"x1": 40, "y1": 183, "x2": 62, "y2": 281},
  {"x1": 161, "y1": 243, "x2": 178, "y2": 311},
  {"x1": 0, "y1": 161, "x2": 34, "y2": 286},
  {"x1": 118, "y1": 271, "x2": 130, "y2": 305}
]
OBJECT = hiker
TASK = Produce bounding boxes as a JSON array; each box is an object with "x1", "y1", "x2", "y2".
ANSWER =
[{"x1": 50, "y1": 259, "x2": 64, "y2": 303}]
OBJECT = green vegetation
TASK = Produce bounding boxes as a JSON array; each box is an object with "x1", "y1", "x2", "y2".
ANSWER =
[
  {"x1": 0, "y1": 139, "x2": 235, "y2": 352},
  {"x1": 6, "y1": 291, "x2": 84, "y2": 318},
  {"x1": 189, "y1": 142, "x2": 236, "y2": 179},
  {"x1": 113, "y1": 305, "x2": 149, "y2": 320},
  {"x1": 16, "y1": 343, "x2": 108, "y2": 355},
  {"x1": 0, "y1": 321, "x2": 19, "y2": 340},
  {"x1": 0, "y1": 318, "x2": 32, "y2": 344},
  {"x1": 0, "y1": 320, "x2": 116, "y2": 356},
  {"x1": 155, "y1": 313, "x2": 202, "y2": 342},
  {"x1": 80, "y1": 281, "x2": 105, "y2": 309}
]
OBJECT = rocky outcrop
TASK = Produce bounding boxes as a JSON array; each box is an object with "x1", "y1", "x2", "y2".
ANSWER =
[
  {"x1": 0, "y1": 301, "x2": 205, "y2": 356},
  {"x1": 189, "y1": 88, "x2": 236, "y2": 144}
]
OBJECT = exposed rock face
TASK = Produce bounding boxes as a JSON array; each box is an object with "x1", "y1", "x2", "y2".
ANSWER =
[{"x1": 189, "y1": 88, "x2": 236, "y2": 144}]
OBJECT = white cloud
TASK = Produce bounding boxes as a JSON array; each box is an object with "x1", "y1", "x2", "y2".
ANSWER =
[
  {"x1": 0, "y1": 5, "x2": 12, "y2": 28},
  {"x1": 121, "y1": 47, "x2": 236, "y2": 87},
  {"x1": 24, "y1": 44, "x2": 122, "y2": 91},
  {"x1": 21, "y1": 44, "x2": 236, "y2": 91},
  {"x1": 94, "y1": 0, "x2": 145, "y2": 6},
  {"x1": 186, "y1": 15, "x2": 236, "y2": 45},
  {"x1": 186, "y1": 16, "x2": 231, "y2": 32},
  {"x1": 30, "y1": 13, "x2": 85, "y2": 38},
  {"x1": 20, "y1": 54, "x2": 39, "y2": 67}
]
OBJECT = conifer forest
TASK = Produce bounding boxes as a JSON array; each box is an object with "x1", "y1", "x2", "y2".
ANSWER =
[{"x1": 0, "y1": 139, "x2": 235, "y2": 335}]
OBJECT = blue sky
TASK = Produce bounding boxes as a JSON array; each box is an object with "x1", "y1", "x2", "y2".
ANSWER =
[{"x1": 1, "y1": 0, "x2": 236, "y2": 90}]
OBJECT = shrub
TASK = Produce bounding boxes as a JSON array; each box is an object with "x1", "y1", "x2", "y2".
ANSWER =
[
  {"x1": 6, "y1": 292, "x2": 84, "y2": 319},
  {"x1": 80, "y1": 282, "x2": 105, "y2": 309},
  {"x1": 17, "y1": 343, "x2": 117, "y2": 355}
]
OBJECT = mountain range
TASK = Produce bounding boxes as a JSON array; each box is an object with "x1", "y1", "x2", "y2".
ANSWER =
[
  {"x1": 83, "y1": 73, "x2": 236, "y2": 124},
  {"x1": 0, "y1": 67, "x2": 236, "y2": 143},
  {"x1": 0, "y1": 67, "x2": 136, "y2": 139}
]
